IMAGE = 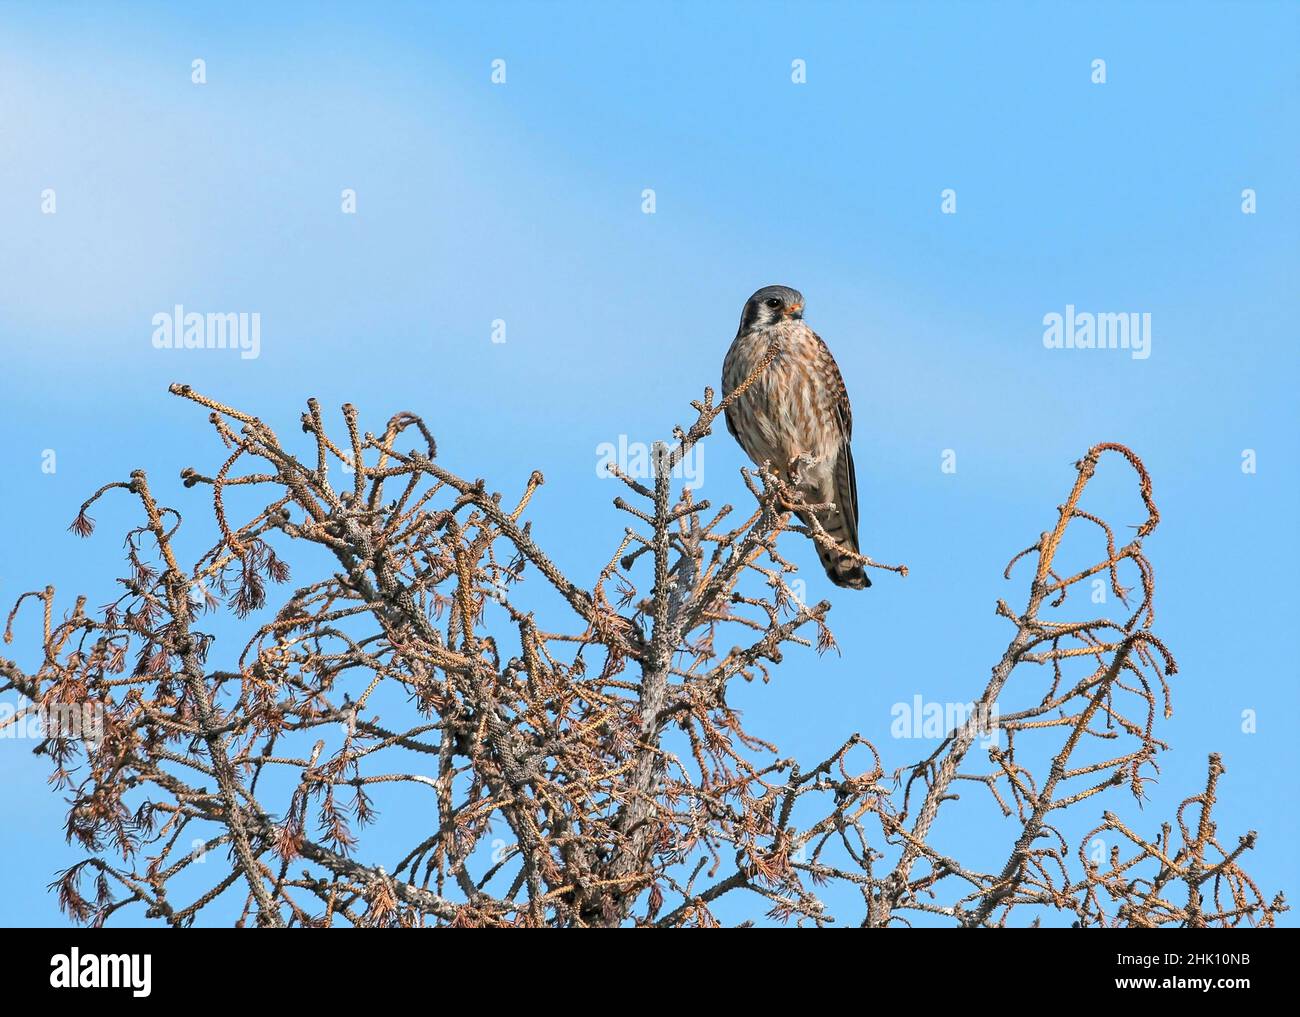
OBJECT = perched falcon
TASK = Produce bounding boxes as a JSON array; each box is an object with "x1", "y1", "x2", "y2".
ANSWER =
[{"x1": 722, "y1": 285, "x2": 869, "y2": 589}]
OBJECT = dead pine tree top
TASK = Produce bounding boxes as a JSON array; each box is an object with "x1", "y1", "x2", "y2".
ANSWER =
[{"x1": 0, "y1": 380, "x2": 1285, "y2": 928}]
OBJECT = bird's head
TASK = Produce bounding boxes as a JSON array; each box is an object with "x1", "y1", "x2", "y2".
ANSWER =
[{"x1": 738, "y1": 285, "x2": 805, "y2": 333}]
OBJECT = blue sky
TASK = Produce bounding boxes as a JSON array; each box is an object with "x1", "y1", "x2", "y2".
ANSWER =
[{"x1": 1, "y1": 1, "x2": 1296, "y2": 926}]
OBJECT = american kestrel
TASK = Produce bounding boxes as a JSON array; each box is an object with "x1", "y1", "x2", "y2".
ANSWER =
[{"x1": 722, "y1": 285, "x2": 869, "y2": 589}]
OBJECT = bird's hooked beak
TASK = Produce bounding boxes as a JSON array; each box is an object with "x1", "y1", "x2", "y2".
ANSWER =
[{"x1": 782, "y1": 303, "x2": 804, "y2": 319}]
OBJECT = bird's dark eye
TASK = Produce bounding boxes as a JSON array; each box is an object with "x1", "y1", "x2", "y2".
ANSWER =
[{"x1": 764, "y1": 298, "x2": 781, "y2": 309}]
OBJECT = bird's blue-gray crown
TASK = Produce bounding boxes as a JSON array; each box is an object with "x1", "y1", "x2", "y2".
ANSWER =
[{"x1": 738, "y1": 284, "x2": 805, "y2": 334}]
